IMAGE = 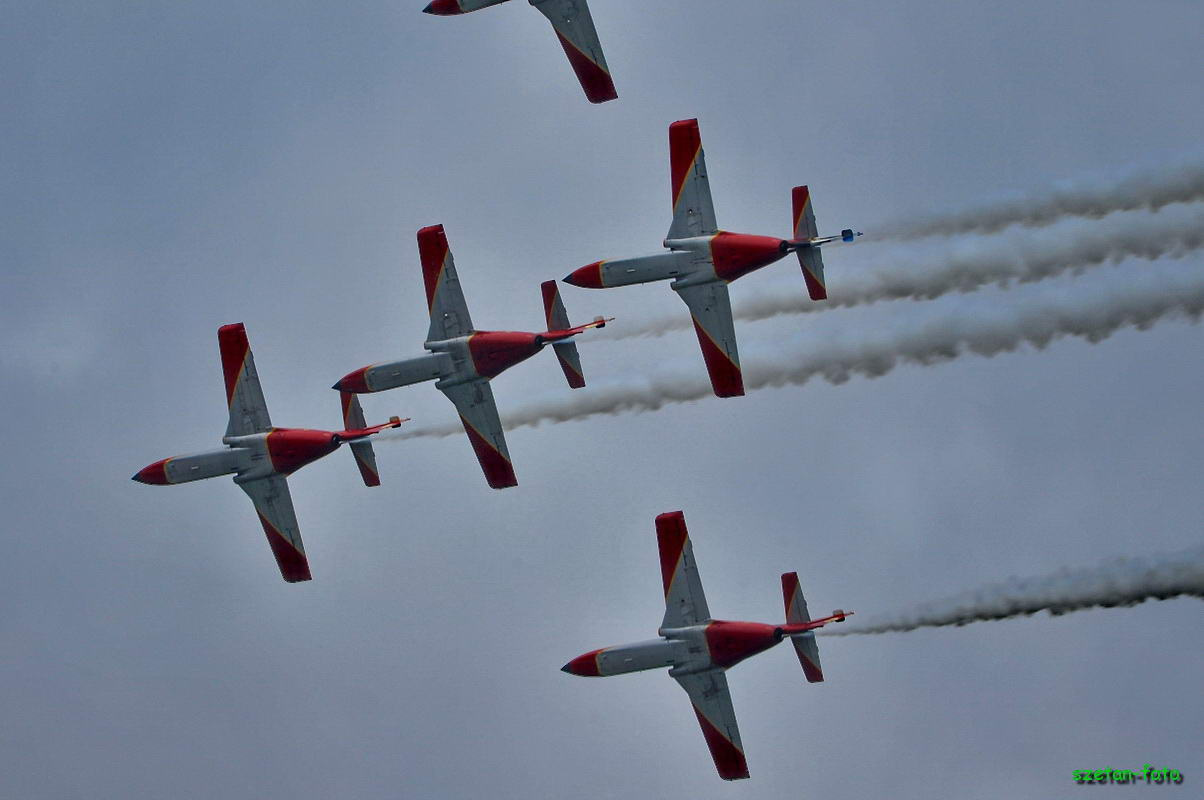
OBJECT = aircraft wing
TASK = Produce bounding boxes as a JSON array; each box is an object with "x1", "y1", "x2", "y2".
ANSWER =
[
  {"x1": 418, "y1": 225, "x2": 475, "y2": 343},
  {"x1": 673, "y1": 281, "x2": 745, "y2": 398},
  {"x1": 219, "y1": 323, "x2": 272, "y2": 437},
  {"x1": 440, "y1": 379, "x2": 518, "y2": 489},
  {"x1": 666, "y1": 119, "x2": 718, "y2": 240},
  {"x1": 239, "y1": 475, "x2": 312, "y2": 583},
  {"x1": 531, "y1": 0, "x2": 617, "y2": 104},
  {"x1": 674, "y1": 670, "x2": 750, "y2": 781},
  {"x1": 657, "y1": 510, "x2": 711, "y2": 629}
]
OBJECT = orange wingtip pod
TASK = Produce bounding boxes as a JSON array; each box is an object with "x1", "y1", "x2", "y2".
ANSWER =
[{"x1": 669, "y1": 119, "x2": 702, "y2": 212}]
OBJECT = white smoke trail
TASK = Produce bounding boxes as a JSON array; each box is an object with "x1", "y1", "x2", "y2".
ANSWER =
[
  {"x1": 821, "y1": 546, "x2": 1204, "y2": 635},
  {"x1": 604, "y1": 206, "x2": 1204, "y2": 340},
  {"x1": 384, "y1": 265, "x2": 1204, "y2": 441},
  {"x1": 875, "y1": 160, "x2": 1204, "y2": 240}
]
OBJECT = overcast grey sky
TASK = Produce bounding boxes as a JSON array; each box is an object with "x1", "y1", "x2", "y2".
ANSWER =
[{"x1": 2, "y1": 1, "x2": 1201, "y2": 797}]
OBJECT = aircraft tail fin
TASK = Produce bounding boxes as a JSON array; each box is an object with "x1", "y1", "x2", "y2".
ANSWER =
[
  {"x1": 541, "y1": 280, "x2": 586, "y2": 388},
  {"x1": 340, "y1": 391, "x2": 382, "y2": 487},
  {"x1": 792, "y1": 186, "x2": 827, "y2": 300},
  {"x1": 782, "y1": 572, "x2": 824, "y2": 682}
]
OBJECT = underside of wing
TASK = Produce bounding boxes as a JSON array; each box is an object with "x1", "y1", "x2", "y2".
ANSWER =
[
  {"x1": 673, "y1": 281, "x2": 744, "y2": 398},
  {"x1": 418, "y1": 224, "x2": 475, "y2": 343},
  {"x1": 440, "y1": 379, "x2": 518, "y2": 489},
  {"x1": 219, "y1": 323, "x2": 272, "y2": 437},
  {"x1": 656, "y1": 511, "x2": 711, "y2": 630},
  {"x1": 239, "y1": 475, "x2": 311, "y2": 583},
  {"x1": 531, "y1": 0, "x2": 617, "y2": 103},
  {"x1": 667, "y1": 119, "x2": 718, "y2": 240},
  {"x1": 675, "y1": 670, "x2": 750, "y2": 781}
]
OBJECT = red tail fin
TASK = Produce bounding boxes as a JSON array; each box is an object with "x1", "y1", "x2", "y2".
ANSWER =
[
  {"x1": 340, "y1": 391, "x2": 382, "y2": 487},
  {"x1": 541, "y1": 280, "x2": 586, "y2": 389},
  {"x1": 782, "y1": 572, "x2": 825, "y2": 683}
]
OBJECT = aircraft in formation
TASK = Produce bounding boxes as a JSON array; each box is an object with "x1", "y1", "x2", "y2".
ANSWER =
[
  {"x1": 562, "y1": 510, "x2": 851, "y2": 780},
  {"x1": 422, "y1": 0, "x2": 616, "y2": 104},
  {"x1": 564, "y1": 118, "x2": 862, "y2": 397},
  {"x1": 333, "y1": 224, "x2": 611, "y2": 490},
  {"x1": 132, "y1": 323, "x2": 405, "y2": 582}
]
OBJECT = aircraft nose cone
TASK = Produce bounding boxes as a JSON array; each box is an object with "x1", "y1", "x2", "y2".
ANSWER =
[
  {"x1": 562, "y1": 649, "x2": 604, "y2": 677},
  {"x1": 564, "y1": 261, "x2": 605, "y2": 289},
  {"x1": 334, "y1": 366, "x2": 372, "y2": 394},
  {"x1": 423, "y1": 0, "x2": 463, "y2": 14},
  {"x1": 133, "y1": 459, "x2": 171, "y2": 485}
]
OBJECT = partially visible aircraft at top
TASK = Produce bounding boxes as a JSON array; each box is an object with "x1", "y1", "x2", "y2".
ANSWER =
[
  {"x1": 333, "y1": 224, "x2": 612, "y2": 490},
  {"x1": 422, "y1": 0, "x2": 617, "y2": 104},
  {"x1": 564, "y1": 118, "x2": 862, "y2": 398},
  {"x1": 562, "y1": 510, "x2": 852, "y2": 780},
  {"x1": 132, "y1": 323, "x2": 405, "y2": 583}
]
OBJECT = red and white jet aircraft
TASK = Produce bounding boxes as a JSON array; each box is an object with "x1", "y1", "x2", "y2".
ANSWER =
[
  {"x1": 422, "y1": 0, "x2": 617, "y2": 104},
  {"x1": 564, "y1": 118, "x2": 861, "y2": 397},
  {"x1": 562, "y1": 511, "x2": 851, "y2": 781},
  {"x1": 333, "y1": 224, "x2": 611, "y2": 490},
  {"x1": 132, "y1": 323, "x2": 404, "y2": 583}
]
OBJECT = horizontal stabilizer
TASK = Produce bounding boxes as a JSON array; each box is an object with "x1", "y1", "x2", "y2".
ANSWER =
[
  {"x1": 782, "y1": 572, "x2": 824, "y2": 682},
  {"x1": 339, "y1": 391, "x2": 385, "y2": 486},
  {"x1": 797, "y1": 248, "x2": 827, "y2": 301},
  {"x1": 541, "y1": 280, "x2": 588, "y2": 387}
]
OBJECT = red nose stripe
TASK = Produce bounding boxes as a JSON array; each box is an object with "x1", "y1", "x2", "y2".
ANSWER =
[
  {"x1": 563, "y1": 648, "x2": 604, "y2": 676},
  {"x1": 336, "y1": 366, "x2": 372, "y2": 394},
  {"x1": 417, "y1": 224, "x2": 451, "y2": 313},
  {"x1": 669, "y1": 119, "x2": 702, "y2": 212},
  {"x1": 692, "y1": 704, "x2": 749, "y2": 780},
  {"x1": 691, "y1": 320, "x2": 744, "y2": 398},
  {"x1": 422, "y1": 0, "x2": 464, "y2": 15},
  {"x1": 133, "y1": 458, "x2": 172, "y2": 485},
  {"x1": 553, "y1": 31, "x2": 617, "y2": 103},
  {"x1": 258, "y1": 513, "x2": 311, "y2": 583},
  {"x1": 566, "y1": 261, "x2": 605, "y2": 289},
  {"x1": 217, "y1": 323, "x2": 250, "y2": 407}
]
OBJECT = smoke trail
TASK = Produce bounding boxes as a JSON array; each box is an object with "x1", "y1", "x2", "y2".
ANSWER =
[
  {"x1": 384, "y1": 266, "x2": 1204, "y2": 441},
  {"x1": 875, "y1": 160, "x2": 1204, "y2": 240},
  {"x1": 821, "y1": 546, "x2": 1204, "y2": 635},
  {"x1": 605, "y1": 206, "x2": 1204, "y2": 339}
]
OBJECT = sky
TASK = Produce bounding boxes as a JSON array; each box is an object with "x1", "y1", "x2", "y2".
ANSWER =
[{"x1": 2, "y1": 1, "x2": 1201, "y2": 797}]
